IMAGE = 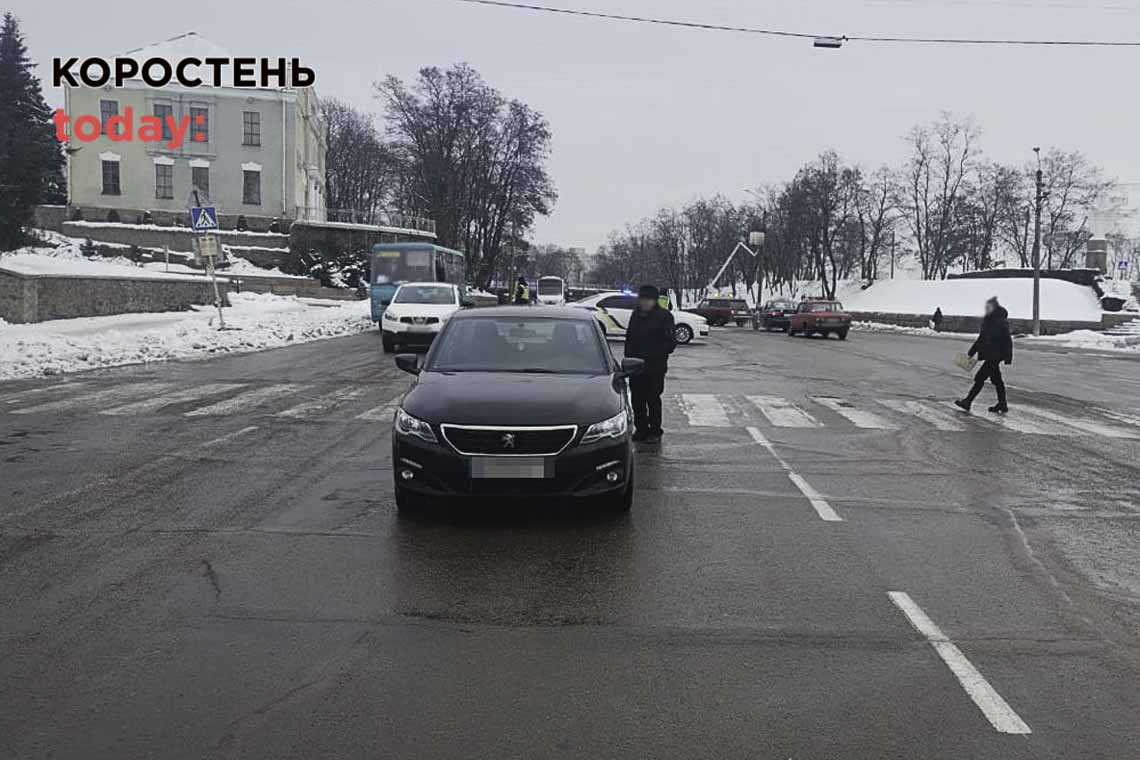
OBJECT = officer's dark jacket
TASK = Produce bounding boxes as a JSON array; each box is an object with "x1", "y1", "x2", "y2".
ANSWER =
[
  {"x1": 969, "y1": 305, "x2": 1014, "y2": 364},
  {"x1": 625, "y1": 305, "x2": 676, "y2": 373}
]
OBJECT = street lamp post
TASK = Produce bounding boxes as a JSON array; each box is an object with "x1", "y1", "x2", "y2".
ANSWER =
[{"x1": 1031, "y1": 147, "x2": 1043, "y2": 337}]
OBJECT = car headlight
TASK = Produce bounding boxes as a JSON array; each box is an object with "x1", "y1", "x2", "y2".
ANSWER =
[
  {"x1": 395, "y1": 408, "x2": 438, "y2": 443},
  {"x1": 580, "y1": 410, "x2": 628, "y2": 445}
]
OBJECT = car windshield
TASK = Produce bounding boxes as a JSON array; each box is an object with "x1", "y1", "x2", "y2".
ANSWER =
[
  {"x1": 770, "y1": 302, "x2": 795, "y2": 309},
  {"x1": 428, "y1": 317, "x2": 609, "y2": 374},
  {"x1": 806, "y1": 302, "x2": 844, "y2": 312},
  {"x1": 538, "y1": 279, "x2": 563, "y2": 295},
  {"x1": 393, "y1": 285, "x2": 455, "y2": 305}
]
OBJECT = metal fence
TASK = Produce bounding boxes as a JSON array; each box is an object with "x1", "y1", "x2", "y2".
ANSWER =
[{"x1": 294, "y1": 207, "x2": 436, "y2": 236}]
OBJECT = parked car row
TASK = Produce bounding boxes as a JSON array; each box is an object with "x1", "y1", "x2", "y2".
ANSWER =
[{"x1": 754, "y1": 298, "x2": 852, "y2": 340}]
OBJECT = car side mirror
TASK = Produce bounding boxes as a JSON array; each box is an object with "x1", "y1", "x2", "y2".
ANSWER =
[
  {"x1": 619, "y1": 357, "x2": 645, "y2": 377},
  {"x1": 395, "y1": 353, "x2": 421, "y2": 375}
]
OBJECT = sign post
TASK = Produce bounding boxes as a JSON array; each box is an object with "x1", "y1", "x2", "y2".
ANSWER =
[
  {"x1": 190, "y1": 204, "x2": 226, "y2": 329},
  {"x1": 1119, "y1": 260, "x2": 1130, "y2": 280}
]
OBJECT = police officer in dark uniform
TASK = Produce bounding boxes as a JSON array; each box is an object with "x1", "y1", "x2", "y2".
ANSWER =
[
  {"x1": 625, "y1": 285, "x2": 676, "y2": 443},
  {"x1": 513, "y1": 276, "x2": 530, "y2": 305}
]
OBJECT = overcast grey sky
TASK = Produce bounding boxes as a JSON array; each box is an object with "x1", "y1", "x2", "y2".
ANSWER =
[{"x1": 12, "y1": 0, "x2": 1140, "y2": 250}]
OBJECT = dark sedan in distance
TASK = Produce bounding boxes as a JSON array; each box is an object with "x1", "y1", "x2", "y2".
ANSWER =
[
  {"x1": 390, "y1": 307, "x2": 643, "y2": 515},
  {"x1": 754, "y1": 299, "x2": 798, "y2": 332}
]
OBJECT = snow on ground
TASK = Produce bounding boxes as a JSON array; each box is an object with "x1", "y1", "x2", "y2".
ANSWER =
[
  {"x1": 1, "y1": 251, "x2": 207, "y2": 282},
  {"x1": 845, "y1": 278, "x2": 1102, "y2": 321},
  {"x1": 851, "y1": 321, "x2": 974, "y2": 339},
  {"x1": 0, "y1": 293, "x2": 373, "y2": 380},
  {"x1": 1022, "y1": 329, "x2": 1140, "y2": 354}
]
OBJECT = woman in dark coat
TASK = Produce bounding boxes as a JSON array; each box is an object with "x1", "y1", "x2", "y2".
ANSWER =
[{"x1": 956, "y1": 297, "x2": 1013, "y2": 414}]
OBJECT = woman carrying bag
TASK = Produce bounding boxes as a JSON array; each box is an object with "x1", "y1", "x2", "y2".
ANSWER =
[{"x1": 955, "y1": 297, "x2": 1013, "y2": 414}]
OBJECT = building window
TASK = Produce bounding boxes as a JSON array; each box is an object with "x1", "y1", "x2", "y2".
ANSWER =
[
  {"x1": 242, "y1": 111, "x2": 260, "y2": 146},
  {"x1": 155, "y1": 164, "x2": 174, "y2": 199},
  {"x1": 154, "y1": 103, "x2": 173, "y2": 141},
  {"x1": 191, "y1": 166, "x2": 209, "y2": 198},
  {"x1": 190, "y1": 106, "x2": 208, "y2": 142},
  {"x1": 242, "y1": 169, "x2": 261, "y2": 205},
  {"x1": 100, "y1": 99, "x2": 118, "y2": 130},
  {"x1": 101, "y1": 161, "x2": 120, "y2": 195}
]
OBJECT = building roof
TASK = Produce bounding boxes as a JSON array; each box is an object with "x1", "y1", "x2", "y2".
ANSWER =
[{"x1": 120, "y1": 31, "x2": 277, "y2": 92}]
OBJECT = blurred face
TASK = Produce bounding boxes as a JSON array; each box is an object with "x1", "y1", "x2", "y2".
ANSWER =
[
  {"x1": 984, "y1": 301, "x2": 995, "y2": 316},
  {"x1": 639, "y1": 296, "x2": 656, "y2": 313}
]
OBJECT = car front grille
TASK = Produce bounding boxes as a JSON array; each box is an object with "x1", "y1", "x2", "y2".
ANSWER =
[
  {"x1": 400, "y1": 316, "x2": 440, "y2": 325},
  {"x1": 441, "y1": 425, "x2": 578, "y2": 456}
]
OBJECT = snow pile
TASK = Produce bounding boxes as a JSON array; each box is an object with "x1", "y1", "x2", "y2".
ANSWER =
[
  {"x1": 0, "y1": 293, "x2": 372, "y2": 380},
  {"x1": 1024, "y1": 329, "x2": 1140, "y2": 353},
  {"x1": 1, "y1": 251, "x2": 207, "y2": 282},
  {"x1": 852, "y1": 321, "x2": 973, "y2": 339},
  {"x1": 1100, "y1": 278, "x2": 1139, "y2": 312},
  {"x1": 845, "y1": 278, "x2": 1102, "y2": 321}
]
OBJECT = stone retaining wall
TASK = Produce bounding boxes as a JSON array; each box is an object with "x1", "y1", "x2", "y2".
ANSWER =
[
  {"x1": 0, "y1": 268, "x2": 229, "y2": 324},
  {"x1": 59, "y1": 221, "x2": 290, "y2": 256}
]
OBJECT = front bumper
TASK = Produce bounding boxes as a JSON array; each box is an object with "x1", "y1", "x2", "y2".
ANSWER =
[
  {"x1": 393, "y1": 433, "x2": 631, "y2": 501},
  {"x1": 382, "y1": 323, "x2": 443, "y2": 345},
  {"x1": 698, "y1": 325, "x2": 710, "y2": 338}
]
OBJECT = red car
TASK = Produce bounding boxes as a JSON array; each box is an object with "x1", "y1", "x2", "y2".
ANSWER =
[{"x1": 788, "y1": 300, "x2": 852, "y2": 340}]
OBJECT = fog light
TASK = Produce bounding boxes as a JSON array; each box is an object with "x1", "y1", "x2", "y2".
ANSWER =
[
  {"x1": 605, "y1": 470, "x2": 621, "y2": 483},
  {"x1": 400, "y1": 469, "x2": 415, "y2": 481}
]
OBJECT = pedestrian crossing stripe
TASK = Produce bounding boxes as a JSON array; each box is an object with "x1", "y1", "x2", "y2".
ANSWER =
[{"x1": 2, "y1": 380, "x2": 1139, "y2": 439}]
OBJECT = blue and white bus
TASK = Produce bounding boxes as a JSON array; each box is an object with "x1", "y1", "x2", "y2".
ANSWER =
[{"x1": 370, "y1": 243, "x2": 466, "y2": 322}]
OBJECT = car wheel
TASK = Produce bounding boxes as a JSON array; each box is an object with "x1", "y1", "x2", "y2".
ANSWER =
[
  {"x1": 838, "y1": 329, "x2": 849, "y2": 341},
  {"x1": 674, "y1": 324, "x2": 694, "y2": 344},
  {"x1": 735, "y1": 320, "x2": 746, "y2": 327},
  {"x1": 788, "y1": 326, "x2": 798, "y2": 336},
  {"x1": 782, "y1": 325, "x2": 790, "y2": 333},
  {"x1": 382, "y1": 335, "x2": 396, "y2": 353}
]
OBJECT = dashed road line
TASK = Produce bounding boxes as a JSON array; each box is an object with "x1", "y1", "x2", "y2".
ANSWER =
[
  {"x1": 1016, "y1": 405, "x2": 1138, "y2": 439},
  {"x1": 747, "y1": 426, "x2": 842, "y2": 522},
  {"x1": 887, "y1": 591, "x2": 1032, "y2": 735}
]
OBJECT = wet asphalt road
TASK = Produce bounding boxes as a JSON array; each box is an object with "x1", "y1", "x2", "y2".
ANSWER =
[{"x1": 1, "y1": 326, "x2": 1139, "y2": 759}]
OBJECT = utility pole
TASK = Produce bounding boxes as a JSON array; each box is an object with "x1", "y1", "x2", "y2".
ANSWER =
[
  {"x1": 890, "y1": 230, "x2": 896, "y2": 279},
  {"x1": 1031, "y1": 147, "x2": 1043, "y2": 337}
]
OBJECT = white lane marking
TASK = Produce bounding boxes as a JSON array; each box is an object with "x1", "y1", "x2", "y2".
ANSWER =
[
  {"x1": 748, "y1": 395, "x2": 823, "y2": 428},
  {"x1": 101, "y1": 383, "x2": 244, "y2": 416},
  {"x1": 355, "y1": 395, "x2": 403, "y2": 421},
  {"x1": 747, "y1": 426, "x2": 842, "y2": 522},
  {"x1": 275, "y1": 386, "x2": 370, "y2": 419},
  {"x1": 183, "y1": 384, "x2": 304, "y2": 417},
  {"x1": 11, "y1": 383, "x2": 175, "y2": 415},
  {"x1": 951, "y1": 404, "x2": 1071, "y2": 436},
  {"x1": 1100, "y1": 408, "x2": 1140, "y2": 430},
  {"x1": 887, "y1": 591, "x2": 1031, "y2": 735},
  {"x1": 681, "y1": 394, "x2": 731, "y2": 427},
  {"x1": 1017, "y1": 406, "x2": 1139, "y2": 439},
  {"x1": 201, "y1": 426, "x2": 260, "y2": 447},
  {"x1": 879, "y1": 400, "x2": 967, "y2": 432},
  {"x1": 2, "y1": 384, "x2": 85, "y2": 406},
  {"x1": 813, "y1": 397, "x2": 896, "y2": 430}
]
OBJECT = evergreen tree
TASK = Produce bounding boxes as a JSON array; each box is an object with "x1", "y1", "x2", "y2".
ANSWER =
[{"x1": 0, "y1": 13, "x2": 65, "y2": 251}]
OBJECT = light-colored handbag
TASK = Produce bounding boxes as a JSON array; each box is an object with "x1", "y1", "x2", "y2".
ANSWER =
[{"x1": 954, "y1": 352, "x2": 978, "y2": 373}]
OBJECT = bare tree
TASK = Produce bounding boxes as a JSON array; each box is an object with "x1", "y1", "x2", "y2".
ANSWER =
[
  {"x1": 321, "y1": 99, "x2": 399, "y2": 220},
  {"x1": 898, "y1": 113, "x2": 980, "y2": 279}
]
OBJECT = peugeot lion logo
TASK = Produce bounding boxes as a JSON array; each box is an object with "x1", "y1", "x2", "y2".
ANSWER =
[{"x1": 501, "y1": 433, "x2": 516, "y2": 449}]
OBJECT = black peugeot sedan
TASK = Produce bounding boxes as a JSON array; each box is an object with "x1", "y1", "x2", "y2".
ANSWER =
[{"x1": 390, "y1": 307, "x2": 643, "y2": 515}]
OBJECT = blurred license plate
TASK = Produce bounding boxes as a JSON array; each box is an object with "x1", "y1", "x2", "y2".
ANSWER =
[{"x1": 470, "y1": 457, "x2": 552, "y2": 479}]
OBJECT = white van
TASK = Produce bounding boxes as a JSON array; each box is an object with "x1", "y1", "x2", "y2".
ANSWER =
[{"x1": 536, "y1": 276, "x2": 567, "y2": 306}]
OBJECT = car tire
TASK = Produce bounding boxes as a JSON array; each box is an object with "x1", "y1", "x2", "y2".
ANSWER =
[
  {"x1": 788, "y1": 326, "x2": 798, "y2": 336},
  {"x1": 382, "y1": 335, "x2": 397, "y2": 353},
  {"x1": 674, "y1": 324, "x2": 694, "y2": 344},
  {"x1": 735, "y1": 320, "x2": 746, "y2": 327},
  {"x1": 838, "y1": 329, "x2": 849, "y2": 341}
]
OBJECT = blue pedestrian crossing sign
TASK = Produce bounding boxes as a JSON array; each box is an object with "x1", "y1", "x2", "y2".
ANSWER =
[{"x1": 190, "y1": 206, "x2": 219, "y2": 232}]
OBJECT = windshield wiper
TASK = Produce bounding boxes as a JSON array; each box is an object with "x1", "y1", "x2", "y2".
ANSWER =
[{"x1": 512, "y1": 368, "x2": 560, "y2": 374}]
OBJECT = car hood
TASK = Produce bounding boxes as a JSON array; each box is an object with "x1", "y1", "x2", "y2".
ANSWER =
[
  {"x1": 676, "y1": 310, "x2": 707, "y2": 325},
  {"x1": 403, "y1": 371, "x2": 623, "y2": 426},
  {"x1": 384, "y1": 303, "x2": 459, "y2": 319}
]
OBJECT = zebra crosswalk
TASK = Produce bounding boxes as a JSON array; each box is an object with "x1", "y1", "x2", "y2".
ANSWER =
[
  {"x1": 1, "y1": 379, "x2": 1139, "y2": 440},
  {"x1": 670, "y1": 393, "x2": 1140, "y2": 440}
]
